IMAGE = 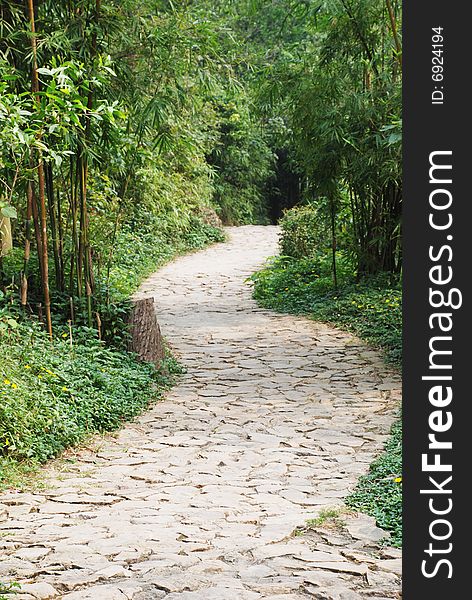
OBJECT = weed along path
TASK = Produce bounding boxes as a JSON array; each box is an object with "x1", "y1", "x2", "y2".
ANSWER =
[{"x1": 1, "y1": 226, "x2": 402, "y2": 600}]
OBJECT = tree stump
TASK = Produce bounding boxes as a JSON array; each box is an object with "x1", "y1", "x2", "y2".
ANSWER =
[{"x1": 128, "y1": 296, "x2": 165, "y2": 368}]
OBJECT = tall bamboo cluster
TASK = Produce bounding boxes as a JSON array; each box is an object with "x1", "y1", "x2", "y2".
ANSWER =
[
  {"x1": 259, "y1": 0, "x2": 403, "y2": 278},
  {"x1": 2, "y1": 0, "x2": 107, "y2": 335}
]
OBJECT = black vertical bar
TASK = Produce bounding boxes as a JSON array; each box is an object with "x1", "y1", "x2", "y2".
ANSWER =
[{"x1": 404, "y1": 1, "x2": 469, "y2": 597}]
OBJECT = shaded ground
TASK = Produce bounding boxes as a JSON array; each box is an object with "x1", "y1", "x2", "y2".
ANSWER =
[{"x1": 0, "y1": 226, "x2": 401, "y2": 599}]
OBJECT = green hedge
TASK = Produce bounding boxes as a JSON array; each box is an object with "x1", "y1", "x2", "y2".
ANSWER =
[{"x1": 279, "y1": 204, "x2": 329, "y2": 259}]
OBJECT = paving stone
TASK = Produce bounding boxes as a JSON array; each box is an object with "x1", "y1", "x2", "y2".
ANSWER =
[
  {"x1": 165, "y1": 589, "x2": 261, "y2": 600},
  {"x1": 14, "y1": 547, "x2": 51, "y2": 561},
  {"x1": 345, "y1": 514, "x2": 389, "y2": 544},
  {"x1": 239, "y1": 564, "x2": 275, "y2": 579},
  {"x1": 17, "y1": 583, "x2": 58, "y2": 599},
  {"x1": 62, "y1": 584, "x2": 128, "y2": 599}
]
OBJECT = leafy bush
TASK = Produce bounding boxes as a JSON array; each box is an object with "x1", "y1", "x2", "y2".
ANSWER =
[
  {"x1": 279, "y1": 205, "x2": 329, "y2": 259},
  {"x1": 347, "y1": 419, "x2": 402, "y2": 547},
  {"x1": 0, "y1": 320, "x2": 178, "y2": 480},
  {"x1": 251, "y1": 256, "x2": 401, "y2": 366}
]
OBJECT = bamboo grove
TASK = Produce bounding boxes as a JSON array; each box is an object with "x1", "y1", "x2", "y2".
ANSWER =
[
  {"x1": 2, "y1": 1, "x2": 107, "y2": 336},
  {"x1": 0, "y1": 0, "x2": 402, "y2": 340},
  {"x1": 248, "y1": 0, "x2": 403, "y2": 276},
  {"x1": 0, "y1": 0, "x2": 243, "y2": 339}
]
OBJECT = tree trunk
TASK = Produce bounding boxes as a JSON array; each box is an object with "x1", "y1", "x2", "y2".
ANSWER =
[{"x1": 128, "y1": 297, "x2": 165, "y2": 368}]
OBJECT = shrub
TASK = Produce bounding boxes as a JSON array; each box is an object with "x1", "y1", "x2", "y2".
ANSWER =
[
  {"x1": 214, "y1": 182, "x2": 270, "y2": 225},
  {"x1": 279, "y1": 204, "x2": 329, "y2": 259}
]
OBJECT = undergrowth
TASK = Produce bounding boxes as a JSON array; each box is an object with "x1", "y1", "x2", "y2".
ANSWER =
[
  {"x1": 250, "y1": 254, "x2": 402, "y2": 366},
  {"x1": 346, "y1": 419, "x2": 402, "y2": 547},
  {"x1": 0, "y1": 319, "x2": 183, "y2": 490}
]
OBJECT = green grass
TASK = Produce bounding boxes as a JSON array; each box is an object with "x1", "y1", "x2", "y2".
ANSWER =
[
  {"x1": 0, "y1": 320, "x2": 183, "y2": 489},
  {"x1": 346, "y1": 419, "x2": 402, "y2": 547},
  {"x1": 250, "y1": 253, "x2": 402, "y2": 546},
  {"x1": 306, "y1": 507, "x2": 348, "y2": 529},
  {"x1": 250, "y1": 255, "x2": 402, "y2": 366}
]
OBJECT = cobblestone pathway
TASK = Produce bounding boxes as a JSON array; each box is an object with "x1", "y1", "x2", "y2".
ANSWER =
[{"x1": 1, "y1": 226, "x2": 402, "y2": 599}]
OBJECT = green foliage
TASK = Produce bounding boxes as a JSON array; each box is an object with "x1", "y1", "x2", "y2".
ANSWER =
[
  {"x1": 0, "y1": 193, "x2": 221, "y2": 488},
  {"x1": 2, "y1": 215, "x2": 223, "y2": 346},
  {"x1": 202, "y1": 0, "x2": 402, "y2": 270},
  {"x1": 1, "y1": 0, "x2": 266, "y2": 345},
  {"x1": 209, "y1": 96, "x2": 274, "y2": 224},
  {"x1": 279, "y1": 204, "x2": 329, "y2": 259},
  {"x1": 0, "y1": 4, "x2": 230, "y2": 483},
  {"x1": 346, "y1": 419, "x2": 402, "y2": 547},
  {"x1": 251, "y1": 256, "x2": 402, "y2": 366},
  {"x1": 0, "y1": 319, "x2": 178, "y2": 480},
  {"x1": 254, "y1": 0, "x2": 402, "y2": 273},
  {"x1": 0, "y1": 581, "x2": 20, "y2": 599}
]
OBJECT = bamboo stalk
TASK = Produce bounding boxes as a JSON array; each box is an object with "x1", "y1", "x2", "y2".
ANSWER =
[
  {"x1": 77, "y1": 0, "x2": 101, "y2": 327},
  {"x1": 27, "y1": 0, "x2": 53, "y2": 339},
  {"x1": 45, "y1": 162, "x2": 63, "y2": 291},
  {"x1": 329, "y1": 194, "x2": 338, "y2": 289},
  {"x1": 31, "y1": 181, "x2": 43, "y2": 277},
  {"x1": 385, "y1": 0, "x2": 402, "y2": 68},
  {"x1": 21, "y1": 175, "x2": 34, "y2": 307},
  {"x1": 77, "y1": 154, "x2": 84, "y2": 296},
  {"x1": 56, "y1": 185, "x2": 65, "y2": 292}
]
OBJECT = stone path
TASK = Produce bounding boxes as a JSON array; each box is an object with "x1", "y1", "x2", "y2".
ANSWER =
[{"x1": 0, "y1": 226, "x2": 402, "y2": 599}]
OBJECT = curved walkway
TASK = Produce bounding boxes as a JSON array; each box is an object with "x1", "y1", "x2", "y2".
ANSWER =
[{"x1": 0, "y1": 226, "x2": 401, "y2": 599}]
